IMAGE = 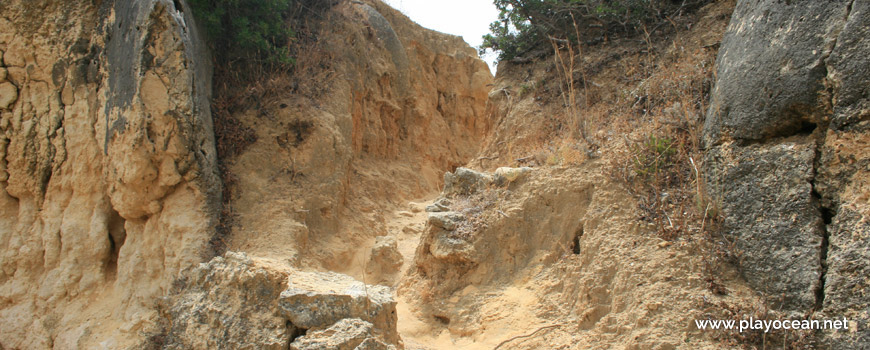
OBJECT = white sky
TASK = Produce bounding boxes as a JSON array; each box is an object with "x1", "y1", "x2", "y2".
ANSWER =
[{"x1": 381, "y1": 0, "x2": 500, "y2": 73}]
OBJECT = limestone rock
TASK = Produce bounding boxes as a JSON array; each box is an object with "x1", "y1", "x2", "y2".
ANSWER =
[
  {"x1": 702, "y1": 0, "x2": 849, "y2": 145},
  {"x1": 355, "y1": 337, "x2": 398, "y2": 350},
  {"x1": 703, "y1": 0, "x2": 870, "y2": 346},
  {"x1": 425, "y1": 198, "x2": 451, "y2": 213},
  {"x1": 366, "y1": 236, "x2": 404, "y2": 284},
  {"x1": 155, "y1": 253, "x2": 404, "y2": 349},
  {"x1": 156, "y1": 253, "x2": 292, "y2": 350},
  {"x1": 427, "y1": 211, "x2": 465, "y2": 231},
  {"x1": 289, "y1": 318, "x2": 396, "y2": 350},
  {"x1": 493, "y1": 166, "x2": 533, "y2": 184},
  {"x1": 430, "y1": 233, "x2": 475, "y2": 263},
  {"x1": 705, "y1": 141, "x2": 823, "y2": 311},
  {"x1": 279, "y1": 270, "x2": 399, "y2": 345},
  {"x1": 443, "y1": 167, "x2": 492, "y2": 195}
]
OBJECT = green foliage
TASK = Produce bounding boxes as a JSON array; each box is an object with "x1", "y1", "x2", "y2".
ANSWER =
[
  {"x1": 189, "y1": 0, "x2": 296, "y2": 65},
  {"x1": 633, "y1": 134, "x2": 676, "y2": 178},
  {"x1": 481, "y1": 0, "x2": 709, "y2": 61}
]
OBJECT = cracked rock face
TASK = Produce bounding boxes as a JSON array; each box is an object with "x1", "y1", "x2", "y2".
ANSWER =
[
  {"x1": 704, "y1": 0, "x2": 869, "y2": 346},
  {"x1": 705, "y1": 141, "x2": 824, "y2": 311}
]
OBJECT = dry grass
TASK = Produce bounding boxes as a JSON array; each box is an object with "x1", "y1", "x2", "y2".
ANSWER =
[{"x1": 497, "y1": 2, "x2": 784, "y2": 347}]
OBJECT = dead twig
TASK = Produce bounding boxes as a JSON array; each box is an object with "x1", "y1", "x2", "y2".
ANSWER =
[{"x1": 493, "y1": 324, "x2": 563, "y2": 350}]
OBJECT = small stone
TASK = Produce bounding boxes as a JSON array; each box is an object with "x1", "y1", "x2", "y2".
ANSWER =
[{"x1": 494, "y1": 166, "x2": 533, "y2": 184}]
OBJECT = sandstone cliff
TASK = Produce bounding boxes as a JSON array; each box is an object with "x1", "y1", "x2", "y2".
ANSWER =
[{"x1": 0, "y1": 0, "x2": 219, "y2": 348}]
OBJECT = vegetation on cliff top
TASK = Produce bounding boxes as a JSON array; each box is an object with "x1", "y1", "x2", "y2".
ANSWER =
[
  {"x1": 189, "y1": 0, "x2": 297, "y2": 65},
  {"x1": 481, "y1": 0, "x2": 711, "y2": 60}
]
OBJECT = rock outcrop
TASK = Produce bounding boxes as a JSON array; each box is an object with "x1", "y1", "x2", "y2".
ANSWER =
[
  {"x1": 704, "y1": 0, "x2": 869, "y2": 346},
  {"x1": 0, "y1": 0, "x2": 219, "y2": 348},
  {"x1": 404, "y1": 167, "x2": 594, "y2": 335},
  {"x1": 279, "y1": 269, "x2": 399, "y2": 345},
  {"x1": 156, "y1": 253, "x2": 401, "y2": 349}
]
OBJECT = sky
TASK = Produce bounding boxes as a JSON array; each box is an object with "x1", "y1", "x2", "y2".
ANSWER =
[{"x1": 381, "y1": 0, "x2": 501, "y2": 74}]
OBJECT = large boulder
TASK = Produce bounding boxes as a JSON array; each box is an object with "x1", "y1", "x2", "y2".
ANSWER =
[
  {"x1": 279, "y1": 270, "x2": 400, "y2": 345},
  {"x1": 704, "y1": 0, "x2": 870, "y2": 346},
  {"x1": 156, "y1": 253, "x2": 403, "y2": 349},
  {"x1": 155, "y1": 253, "x2": 293, "y2": 350},
  {"x1": 702, "y1": 0, "x2": 849, "y2": 144}
]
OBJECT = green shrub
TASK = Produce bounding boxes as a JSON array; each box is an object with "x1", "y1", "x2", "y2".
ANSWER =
[
  {"x1": 481, "y1": 0, "x2": 711, "y2": 61},
  {"x1": 633, "y1": 134, "x2": 676, "y2": 178},
  {"x1": 189, "y1": 0, "x2": 296, "y2": 65}
]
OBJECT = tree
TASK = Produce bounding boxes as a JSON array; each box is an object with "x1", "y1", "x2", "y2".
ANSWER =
[{"x1": 481, "y1": 0, "x2": 708, "y2": 61}]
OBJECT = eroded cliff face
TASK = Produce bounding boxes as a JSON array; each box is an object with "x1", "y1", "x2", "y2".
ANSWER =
[
  {"x1": 704, "y1": 0, "x2": 869, "y2": 346},
  {"x1": 0, "y1": 0, "x2": 218, "y2": 348},
  {"x1": 224, "y1": 0, "x2": 493, "y2": 274}
]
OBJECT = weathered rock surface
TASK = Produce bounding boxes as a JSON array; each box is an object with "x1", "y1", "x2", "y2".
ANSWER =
[
  {"x1": 427, "y1": 211, "x2": 466, "y2": 231},
  {"x1": 280, "y1": 269, "x2": 399, "y2": 345},
  {"x1": 702, "y1": 1, "x2": 848, "y2": 144},
  {"x1": 155, "y1": 253, "x2": 292, "y2": 350},
  {"x1": 493, "y1": 166, "x2": 533, "y2": 184},
  {"x1": 443, "y1": 167, "x2": 492, "y2": 195},
  {"x1": 705, "y1": 140, "x2": 824, "y2": 311},
  {"x1": 0, "y1": 0, "x2": 219, "y2": 348},
  {"x1": 156, "y1": 253, "x2": 402, "y2": 349},
  {"x1": 0, "y1": 0, "x2": 492, "y2": 347},
  {"x1": 704, "y1": 0, "x2": 870, "y2": 346},
  {"x1": 366, "y1": 235, "x2": 404, "y2": 285},
  {"x1": 289, "y1": 318, "x2": 396, "y2": 350},
  {"x1": 405, "y1": 167, "x2": 594, "y2": 335}
]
